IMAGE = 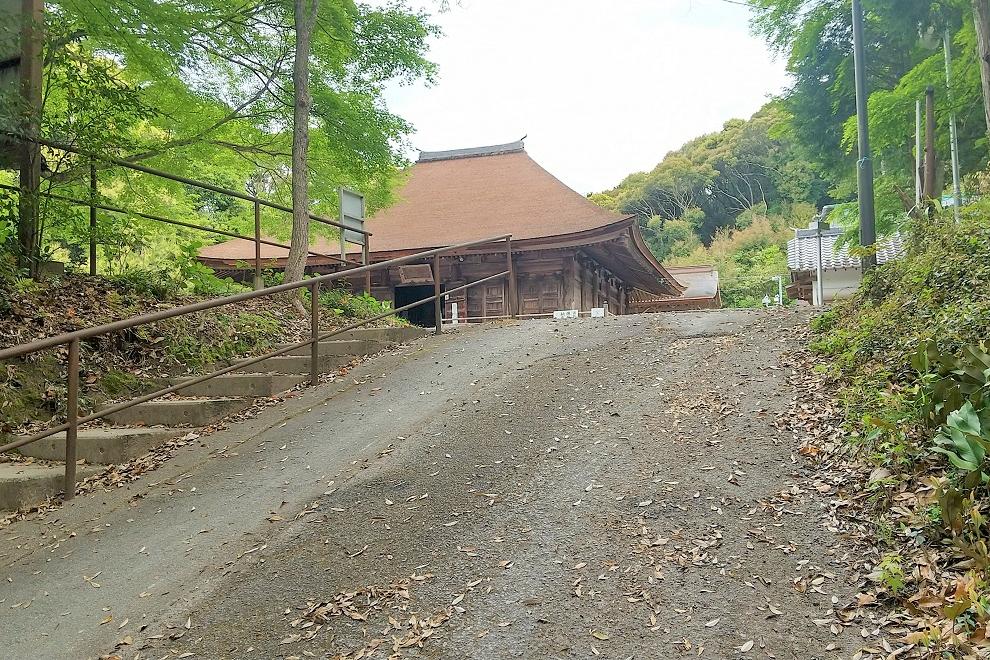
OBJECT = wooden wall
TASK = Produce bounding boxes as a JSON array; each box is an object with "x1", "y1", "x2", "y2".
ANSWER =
[{"x1": 340, "y1": 248, "x2": 633, "y2": 322}]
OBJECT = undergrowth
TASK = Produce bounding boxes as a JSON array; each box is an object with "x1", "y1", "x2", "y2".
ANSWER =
[
  {"x1": 0, "y1": 274, "x2": 398, "y2": 435},
  {"x1": 810, "y1": 204, "x2": 990, "y2": 652}
]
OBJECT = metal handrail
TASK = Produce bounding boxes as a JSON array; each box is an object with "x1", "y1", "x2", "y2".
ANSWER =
[
  {"x1": 0, "y1": 234, "x2": 515, "y2": 500},
  {"x1": 0, "y1": 183, "x2": 353, "y2": 267},
  {"x1": 4, "y1": 131, "x2": 370, "y2": 283},
  {"x1": 3, "y1": 131, "x2": 371, "y2": 237}
]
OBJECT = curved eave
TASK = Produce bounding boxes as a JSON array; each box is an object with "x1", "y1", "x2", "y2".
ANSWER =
[
  {"x1": 198, "y1": 216, "x2": 686, "y2": 298},
  {"x1": 578, "y1": 219, "x2": 683, "y2": 297},
  {"x1": 627, "y1": 219, "x2": 685, "y2": 296}
]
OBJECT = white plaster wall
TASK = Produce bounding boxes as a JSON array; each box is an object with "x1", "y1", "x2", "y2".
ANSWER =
[{"x1": 812, "y1": 269, "x2": 862, "y2": 305}]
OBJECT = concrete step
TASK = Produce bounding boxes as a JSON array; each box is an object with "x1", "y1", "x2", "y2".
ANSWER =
[
  {"x1": 277, "y1": 339, "x2": 383, "y2": 358},
  {"x1": 333, "y1": 327, "x2": 429, "y2": 343},
  {"x1": 174, "y1": 373, "x2": 306, "y2": 398},
  {"x1": 0, "y1": 462, "x2": 102, "y2": 511},
  {"x1": 106, "y1": 398, "x2": 249, "y2": 427},
  {"x1": 234, "y1": 354, "x2": 352, "y2": 375},
  {"x1": 16, "y1": 427, "x2": 183, "y2": 464}
]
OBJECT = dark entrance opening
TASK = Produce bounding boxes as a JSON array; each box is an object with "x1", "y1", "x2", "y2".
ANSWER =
[{"x1": 394, "y1": 285, "x2": 436, "y2": 327}]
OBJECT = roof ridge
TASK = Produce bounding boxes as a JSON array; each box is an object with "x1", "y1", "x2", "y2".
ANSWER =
[{"x1": 418, "y1": 139, "x2": 525, "y2": 163}]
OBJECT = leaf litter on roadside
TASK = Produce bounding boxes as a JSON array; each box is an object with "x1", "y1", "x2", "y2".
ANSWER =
[{"x1": 281, "y1": 573, "x2": 469, "y2": 659}]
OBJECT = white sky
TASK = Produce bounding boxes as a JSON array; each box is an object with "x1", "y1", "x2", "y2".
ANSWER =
[{"x1": 384, "y1": 0, "x2": 791, "y2": 194}]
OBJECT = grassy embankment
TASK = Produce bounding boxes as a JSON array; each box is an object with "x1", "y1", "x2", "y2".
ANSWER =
[
  {"x1": 810, "y1": 206, "x2": 990, "y2": 651},
  {"x1": 0, "y1": 274, "x2": 396, "y2": 437}
]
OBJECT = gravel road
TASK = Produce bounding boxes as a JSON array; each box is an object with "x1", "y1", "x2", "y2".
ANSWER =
[{"x1": 1, "y1": 310, "x2": 858, "y2": 659}]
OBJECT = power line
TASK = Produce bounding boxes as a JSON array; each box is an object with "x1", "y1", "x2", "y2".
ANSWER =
[{"x1": 702, "y1": 0, "x2": 754, "y2": 7}]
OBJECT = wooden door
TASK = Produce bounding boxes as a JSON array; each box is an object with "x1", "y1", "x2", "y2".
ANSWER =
[
  {"x1": 468, "y1": 282, "x2": 505, "y2": 319},
  {"x1": 444, "y1": 280, "x2": 466, "y2": 321},
  {"x1": 521, "y1": 276, "x2": 561, "y2": 315}
]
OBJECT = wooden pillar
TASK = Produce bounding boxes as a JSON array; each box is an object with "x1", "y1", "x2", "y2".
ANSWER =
[
  {"x1": 592, "y1": 268, "x2": 601, "y2": 308},
  {"x1": 563, "y1": 256, "x2": 579, "y2": 310},
  {"x1": 505, "y1": 239, "x2": 517, "y2": 318},
  {"x1": 578, "y1": 262, "x2": 591, "y2": 312}
]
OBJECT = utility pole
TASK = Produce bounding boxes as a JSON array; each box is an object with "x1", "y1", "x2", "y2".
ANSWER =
[
  {"x1": 943, "y1": 30, "x2": 963, "y2": 220},
  {"x1": 924, "y1": 86, "x2": 938, "y2": 199},
  {"x1": 973, "y1": 0, "x2": 990, "y2": 140},
  {"x1": 851, "y1": 0, "x2": 877, "y2": 271}
]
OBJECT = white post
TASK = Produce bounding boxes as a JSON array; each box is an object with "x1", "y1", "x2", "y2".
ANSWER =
[
  {"x1": 915, "y1": 99, "x2": 922, "y2": 208},
  {"x1": 451, "y1": 302, "x2": 459, "y2": 326},
  {"x1": 816, "y1": 229, "x2": 825, "y2": 306},
  {"x1": 944, "y1": 30, "x2": 963, "y2": 220}
]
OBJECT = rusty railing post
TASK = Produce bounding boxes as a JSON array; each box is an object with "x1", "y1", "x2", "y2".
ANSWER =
[
  {"x1": 362, "y1": 241, "x2": 371, "y2": 295},
  {"x1": 434, "y1": 253, "x2": 442, "y2": 335},
  {"x1": 64, "y1": 338, "x2": 79, "y2": 500},
  {"x1": 89, "y1": 161, "x2": 97, "y2": 276},
  {"x1": 506, "y1": 238, "x2": 517, "y2": 319},
  {"x1": 253, "y1": 199, "x2": 262, "y2": 290},
  {"x1": 310, "y1": 280, "x2": 320, "y2": 386}
]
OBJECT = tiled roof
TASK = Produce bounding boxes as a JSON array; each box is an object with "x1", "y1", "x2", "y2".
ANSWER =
[
  {"x1": 362, "y1": 146, "x2": 639, "y2": 251},
  {"x1": 787, "y1": 230, "x2": 905, "y2": 271},
  {"x1": 664, "y1": 266, "x2": 719, "y2": 299},
  {"x1": 418, "y1": 140, "x2": 525, "y2": 162},
  {"x1": 629, "y1": 266, "x2": 718, "y2": 303},
  {"x1": 199, "y1": 144, "x2": 636, "y2": 257},
  {"x1": 199, "y1": 142, "x2": 684, "y2": 295}
]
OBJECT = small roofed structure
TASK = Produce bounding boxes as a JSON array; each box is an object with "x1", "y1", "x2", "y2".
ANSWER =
[
  {"x1": 627, "y1": 265, "x2": 721, "y2": 312},
  {"x1": 200, "y1": 140, "x2": 685, "y2": 324},
  {"x1": 786, "y1": 222, "x2": 904, "y2": 304}
]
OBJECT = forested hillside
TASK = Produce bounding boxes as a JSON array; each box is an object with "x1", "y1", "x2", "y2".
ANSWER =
[
  {"x1": 595, "y1": 0, "x2": 990, "y2": 307},
  {"x1": 591, "y1": 104, "x2": 826, "y2": 306}
]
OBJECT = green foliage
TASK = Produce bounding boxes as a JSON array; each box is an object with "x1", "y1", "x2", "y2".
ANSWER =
[
  {"x1": 596, "y1": 103, "x2": 831, "y2": 244},
  {"x1": 667, "y1": 214, "x2": 794, "y2": 308},
  {"x1": 0, "y1": 188, "x2": 19, "y2": 287},
  {"x1": 748, "y1": 0, "x2": 971, "y2": 189},
  {"x1": 164, "y1": 312, "x2": 281, "y2": 370},
  {"x1": 0, "y1": 0, "x2": 438, "y2": 285},
  {"x1": 812, "y1": 206, "x2": 990, "y2": 392},
  {"x1": 912, "y1": 341, "x2": 990, "y2": 486},
  {"x1": 644, "y1": 216, "x2": 702, "y2": 261},
  {"x1": 914, "y1": 341, "x2": 990, "y2": 429},
  {"x1": 933, "y1": 401, "x2": 990, "y2": 486},
  {"x1": 319, "y1": 287, "x2": 392, "y2": 319},
  {"x1": 106, "y1": 241, "x2": 243, "y2": 298},
  {"x1": 875, "y1": 552, "x2": 908, "y2": 595},
  {"x1": 591, "y1": 105, "x2": 822, "y2": 309},
  {"x1": 812, "y1": 206, "x2": 990, "y2": 490},
  {"x1": 829, "y1": 175, "x2": 913, "y2": 247}
]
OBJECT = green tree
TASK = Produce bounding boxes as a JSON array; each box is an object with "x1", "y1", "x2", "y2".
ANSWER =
[
  {"x1": 1, "y1": 0, "x2": 438, "y2": 285},
  {"x1": 595, "y1": 103, "x2": 829, "y2": 246}
]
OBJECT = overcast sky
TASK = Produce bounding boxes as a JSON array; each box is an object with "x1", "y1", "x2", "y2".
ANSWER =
[{"x1": 384, "y1": 0, "x2": 791, "y2": 195}]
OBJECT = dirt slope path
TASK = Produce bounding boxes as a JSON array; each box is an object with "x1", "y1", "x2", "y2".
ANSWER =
[{"x1": 138, "y1": 310, "x2": 857, "y2": 660}]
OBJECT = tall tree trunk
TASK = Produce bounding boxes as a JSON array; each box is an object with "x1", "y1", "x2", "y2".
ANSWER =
[
  {"x1": 17, "y1": 0, "x2": 44, "y2": 277},
  {"x1": 284, "y1": 0, "x2": 319, "y2": 310},
  {"x1": 974, "y1": 0, "x2": 990, "y2": 139}
]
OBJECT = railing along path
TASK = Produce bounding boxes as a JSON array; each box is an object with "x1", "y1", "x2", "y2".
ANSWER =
[
  {"x1": 1, "y1": 132, "x2": 373, "y2": 288},
  {"x1": 0, "y1": 235, "x2": 515, "y2": 499}
]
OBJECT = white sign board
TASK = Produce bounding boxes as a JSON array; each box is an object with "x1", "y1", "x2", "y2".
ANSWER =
[
  {"x1": 339, "y1": 187, "x2": 366, "y2": 247},
  {"x1": 590, "y1": 307, "x2": 606, "y2": 318},
  {"x1": 553, "y1": 309, "x2": 579, "y2": 320},
  {"x1": 450, "y1": 302, "x2": 459, "y2": 325}
]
